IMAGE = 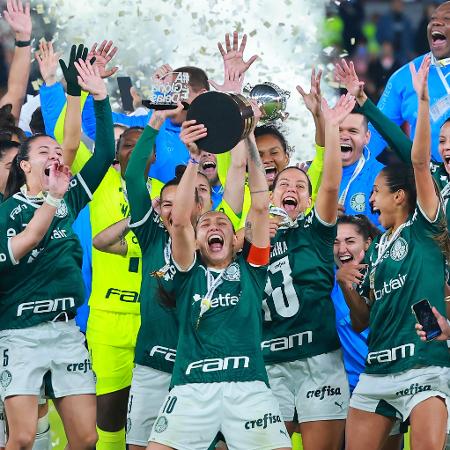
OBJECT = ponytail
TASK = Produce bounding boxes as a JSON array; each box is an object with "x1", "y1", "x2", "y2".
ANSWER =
[{"x1": 4, "y1": 134, "x2": 52, "y2": 199}]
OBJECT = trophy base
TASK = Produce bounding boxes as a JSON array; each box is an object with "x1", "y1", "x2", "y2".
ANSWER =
[
  {"x1": 142, "y1": 101, "x2": 190, "y2": 110},
  {"x1": 186, "y1": 91, "x2": 255, "y2": 154}
]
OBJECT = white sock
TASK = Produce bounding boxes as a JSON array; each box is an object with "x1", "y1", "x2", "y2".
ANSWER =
[{"x1": 32, "y1": 413, "x2": 50, "y2": 450}]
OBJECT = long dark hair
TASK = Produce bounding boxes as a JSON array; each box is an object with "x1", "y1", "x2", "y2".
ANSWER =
[
  {"x1": 382, "y1": 163, "x2": 450, "y2": 261},
  {"x1": 4, "y1": 134, "x2": 52, "y2": 199}
]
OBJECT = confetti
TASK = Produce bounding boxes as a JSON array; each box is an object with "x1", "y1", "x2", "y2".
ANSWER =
[{"x1": 37, "y1": 0, "x2": 330, "y2": 162}]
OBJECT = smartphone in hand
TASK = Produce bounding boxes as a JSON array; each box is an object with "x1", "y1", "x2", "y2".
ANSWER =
[
  {"x1": 117, "y1": 76, "x2": 134, "y2": 112},
  {"x1": 411, "y1": 299, "x2": 442, "y2": 341}
]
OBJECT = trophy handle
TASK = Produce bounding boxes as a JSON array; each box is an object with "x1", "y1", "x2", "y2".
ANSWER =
[{"x1": 281, "y1": 89, "x2": 291, "y2": 99}]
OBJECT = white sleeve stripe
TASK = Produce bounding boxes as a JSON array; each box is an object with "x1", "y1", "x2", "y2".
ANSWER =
[
  {"x1": 417, "y1": 202, "x2": 440, "y2": 224},
  {"x1": 315, "y1": 209, "x2": 336, "y2": 227},
  {"x1": 129, "y1": 206, "x2": 154, "y2": 229},
  {"x1": 76, "y1": 173, "x2": 93, "y2": 200},
  {"x1": 7, "y1": 238, "x2": 19, "y2": 265}
]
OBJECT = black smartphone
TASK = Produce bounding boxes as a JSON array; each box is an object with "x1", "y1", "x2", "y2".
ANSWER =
[
  {"x1": 411, "y1": 299, "x2": 442, "y2": 341},
  {"x1": 117, "y1": 76, "x2": 134, "y2": 112}
]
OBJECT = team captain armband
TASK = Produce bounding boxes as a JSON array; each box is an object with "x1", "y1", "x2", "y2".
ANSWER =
[{"x1": 242, "y1": 239, "x2": 270, "y2": 266}]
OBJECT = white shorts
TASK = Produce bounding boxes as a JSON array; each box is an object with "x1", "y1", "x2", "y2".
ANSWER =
[
  {"x1": 266, "y1": 349, "x2": 350, "y2": 423},
  {"x1": 149, "y1": 381, "x2": 292, "y2": 450},
  {"x1": 0, "y1": 320, "x2": 95, "y2": 400},
  {"x1": 126, "y1": 365, "x2": 171, "y2": 446},
  {"x1": 351, "y1": 366, "x2": 450, "y2": 431}
]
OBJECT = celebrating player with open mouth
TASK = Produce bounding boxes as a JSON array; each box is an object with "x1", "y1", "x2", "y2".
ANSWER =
[
  {"x1": 0, "y1": 59, "x2": 114, "y2": 449},
  {"x1": 341, "y1": 55, "x2": 450, "y2": 450},
  {"x1": 147, "y1": 108, "x2": 291, "y2": 450}
]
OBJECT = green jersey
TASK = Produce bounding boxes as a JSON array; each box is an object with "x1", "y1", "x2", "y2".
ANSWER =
[
  {"x1": 171, "y1": 251, "x2": 269, "y2": 387},
  {"x1": 262, "y1": 209, "x2": 340, "y2": 364},
  {"x1": 360, "y1": 206, "x2": 450, "y2": 374},
  {"x1": 430, "y1": 163, "x2": 450, "y2": 229},
  {"x1": 125, "y1": 126, "x2": 178, "y2": 374},
  {"x1": 0, "y1": 97, "x2": 115, "y2": 329}
]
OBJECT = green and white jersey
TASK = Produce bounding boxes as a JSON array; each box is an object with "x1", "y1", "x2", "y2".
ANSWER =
[
  {"x1": 0, "y1": 192, "x2": 3, "y2": 204},
  {"x1": 0, "y1": 176, "x2": 94, "y2": 329},
  {"x1": 262, "y1": 209, "x2": 340, "y2": 364},
  {"x1": 170, "y1": 251, "x2": 269, "y2": 387},
  {"x1": 129, "y1": 206, "x2": 178, "y2": 374},
  {"x1": 359, "y1": 205, "x2": 450, "y2": 374},
  {"x1": 0, "y1": 97, "x2": 115, "y2": 330},
  {"x1": 430, "y1": 163, "x2": 450, "y2": 229}
]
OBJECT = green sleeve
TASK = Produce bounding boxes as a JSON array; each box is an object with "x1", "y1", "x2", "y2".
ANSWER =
[
  {"x1": 125, "y1": 125, "x2": 158, "y2": 224},
  {"x1": 306, "y1": 144, "x2": 324, "y2": 212},
  {"x1": 360, "y1": 97, "x2": 412, "y2": 163},
  {"x1": 65, "y1": 97, "x2": 115, "y2": 215}
]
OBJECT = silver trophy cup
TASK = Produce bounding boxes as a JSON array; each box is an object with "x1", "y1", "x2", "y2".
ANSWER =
[{"x1": 244, "y1": 82, "x2": 290, "y2": 123}]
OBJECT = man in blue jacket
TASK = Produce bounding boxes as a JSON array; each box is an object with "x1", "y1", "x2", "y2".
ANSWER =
[
  {"x1": 338, "y1": 111, "x2": 383, "y2": 227},
  {"x1": 369, "y1": 0, "x2": 450, "y2": 162}
]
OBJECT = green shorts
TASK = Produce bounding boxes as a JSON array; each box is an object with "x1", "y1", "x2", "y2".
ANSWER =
[
  {"x1": 149, "y1": 381, "x2": 292, "y2": 450},
  {"x1": 0, "y1": 320, "x2": 95, "y2": 400},
  {"x1": 350, "y1": 366, "x2": 450, "y2": 431},
  {"x1": 126, "y1": 365, "x2": 171, "y2": 446},
  {"x1": 266, "y1": 349, "x2": 350, "y2": 423}
]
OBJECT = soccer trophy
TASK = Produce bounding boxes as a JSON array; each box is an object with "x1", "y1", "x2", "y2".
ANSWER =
[
  {"x1": 142, "y1": 71, "x2": 190, "y2": 110},
  {"x1": 186, "y1": 82, "x2": 290, "y2": 154}
]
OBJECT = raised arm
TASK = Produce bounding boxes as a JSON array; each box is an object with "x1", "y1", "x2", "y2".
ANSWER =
[
  {"x1": 171, "y1": 120, "x2": 207, "y2": 270},
  {"x1": 244, "y1": 105, "x2": 269, "y2": 249},
  {"x1": 10, "y1": 163, "x2": 70, "y2": 262},
  {"x1": 335, "y1": 59, "x2": 413, "y2": 162},
  {"x1": 222, "y1": 139, "x2": 247, "y2": 215},
  {"x1": 124, "y1": 104, "x2": 184, "y2": 224},
  {"x1": 93, "y1": 218, "x2": 130, "y2": 256},
  {"x1": 209, "y1": 31, "x2": 258, "y2": 93},
  {"x1": 0, "y1": 0, "x2": 32, "y2": 122},
  {"x1": 315, "y1": 93, "x2": 356, "y2": 224},
  {"x1": 410, "y1": 55, "x2": 439, "y2": 220},
  {"x1": 74, "y1": 59, "x2": 114, "y2": 194}
]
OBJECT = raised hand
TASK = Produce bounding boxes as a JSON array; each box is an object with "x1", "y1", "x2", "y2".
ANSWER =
[
  {"x1": 45, "y1": 162, "x2": 71, "y2": 199},
  {"x1": 87, "y1": 40, "x2": 118, "y2": 79},
  {"x1": 152, "y1": 64, "x2": 175, "y2": 84},
  {"x1": 149, "y1": 102, "x2": 185, "y2": 130},
  {"x1": 321, "y1": 93, "x2": 356, "y2": 126},
  {"x1": 75, "y1": 59, "x2": 107, "y2": 100},
  {"x1": 415, "y1": 306, "x2": 450, "y2": 341},
  {"x1": 410, "y1": 54, "x2": 431, "y2": 101},
  {"x1": 130, "y1": 86, "x2": 142, "y2": 109},
  {"x1": 59, "y1": 44, "x2": 92, "y2": 96},
  {"x1": 335, "y1": 59, "x2": 366, "y2": 104},
  {"x1": 336, "y1": 260, "x2": 366, "y2": 290},
  {"x1": 209, "y1": 31, "x2": 258, "y2": 93},
  {"x1": 3, "y1": 0, "x2": 31, "y2": 40},
  {"x1": 35, "y1": 40, "x2": 60, "y2": 86},
  {"x1": 296, "y1": 67, "x2": 323, "y2": 117},
  {"x1": 180, "y1": 120, "x2": 207, "y2": 159}
]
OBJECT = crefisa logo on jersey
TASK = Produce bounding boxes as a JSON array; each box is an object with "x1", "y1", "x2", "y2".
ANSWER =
[
  {"x1": 223, "y1": 262, "x2": 240, "y2": 281},
  {"x1": 154, "y1": 416, "x2": 168, "y2": 433},
  {"x1": 390, "y1": 237, "x2": 408, "y2": 261},
  {"x1": 0, "y1": 370, "x2": 12, "y2": 388},
  {"x1": 350, "y1": 192, "x2": 366, "y2": 213}
]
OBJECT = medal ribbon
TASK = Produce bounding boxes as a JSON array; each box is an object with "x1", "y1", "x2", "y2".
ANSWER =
[
  {"x1": 196, "y1": 269, "x2": 225, "y2": 329},
  {"x1": 339, "y1": 151, "x2": 367, "y2": 205}
]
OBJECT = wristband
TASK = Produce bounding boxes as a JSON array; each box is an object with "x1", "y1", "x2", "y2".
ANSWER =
[
  {"x1": 15, "y1": 39, "x2": 31, "y2": 48},
  {"x1": 189, "y1": 157, "x2": 199, "y2": 165},
  {"x1": 45, "y1": 193, "x2": 62, "y2": 208}
]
